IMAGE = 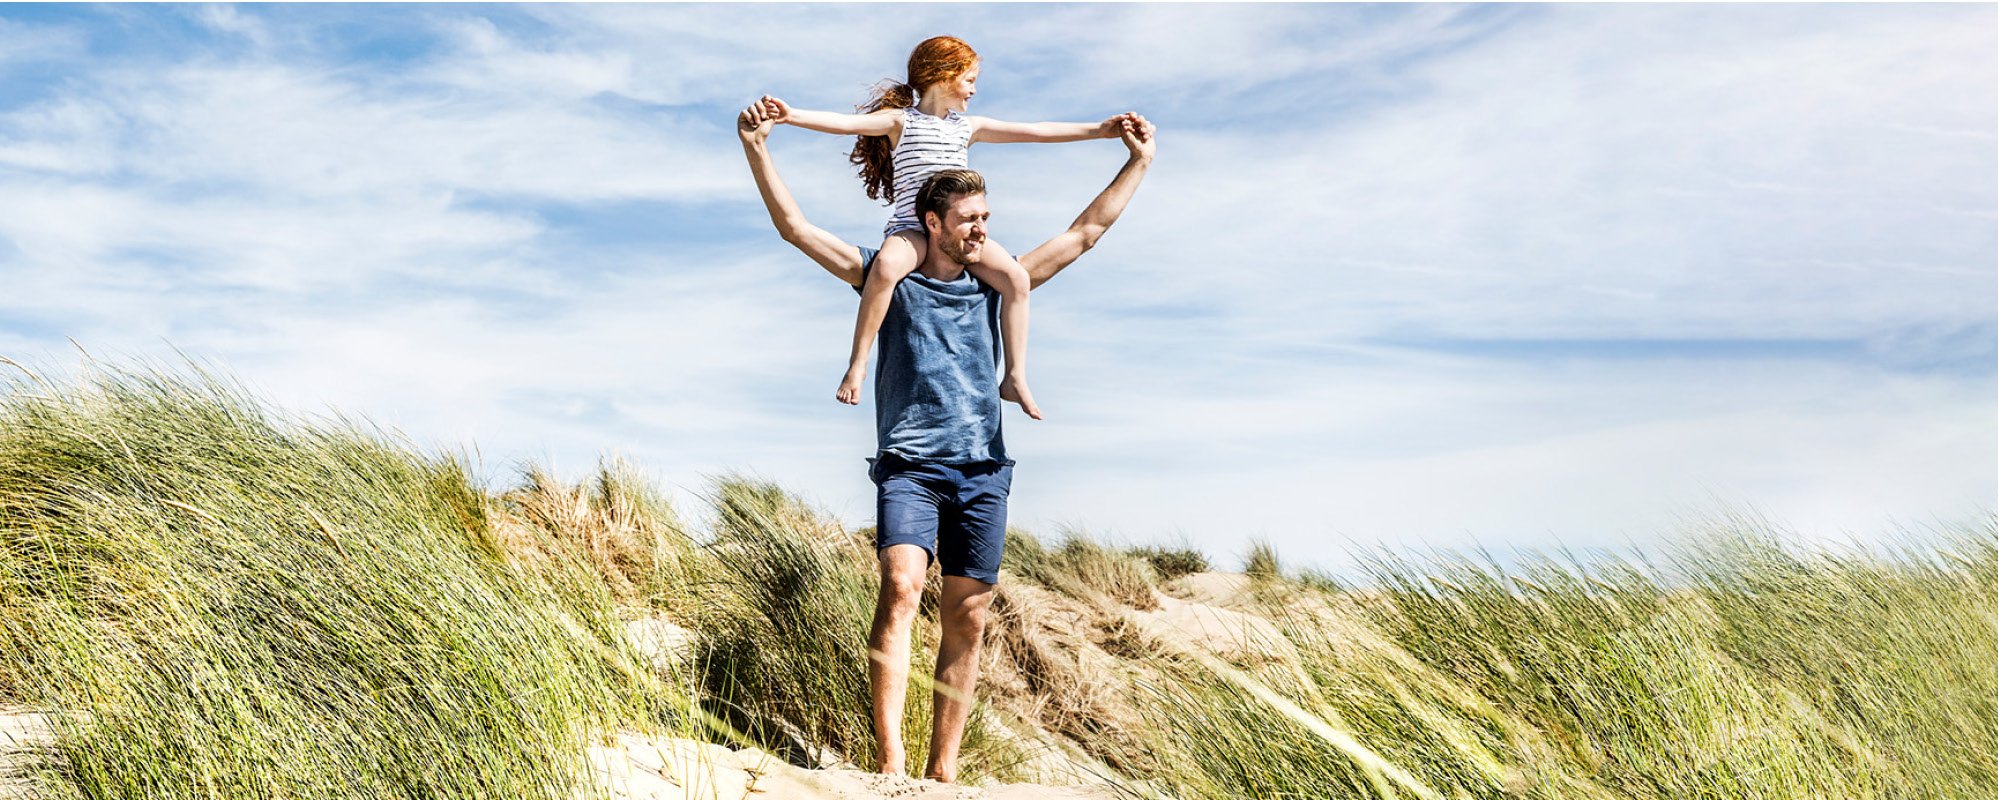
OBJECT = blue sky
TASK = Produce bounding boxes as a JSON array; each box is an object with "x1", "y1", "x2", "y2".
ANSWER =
[{"x1": 4, "y1": 4, "x2": 1997, "y2": 572}]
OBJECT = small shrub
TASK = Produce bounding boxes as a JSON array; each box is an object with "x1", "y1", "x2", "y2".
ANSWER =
[
  {"x1": 1128, "y1": 544, "x2": 1210, "y2": 582},
  {"x1": 1244, "y1": 539, "x2": 1281, "y2": 581},
  {"x1": 1295, "y1": 568, "x2": 1345, "y2": 594},
  {"x1": 500, "y1": 457, "x2": 693, "y2": 609},
  {"x1": 1025, "y1": 530, "x2": 1160, "y2": 610},
  {"x1": 1001, "y1": 527, "x2": 1049, "y2": 579}
]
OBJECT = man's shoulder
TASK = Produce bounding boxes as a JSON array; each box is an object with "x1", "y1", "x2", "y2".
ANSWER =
[{"x1": 852, "y1": 247, "x2": 880, "y2": 296}]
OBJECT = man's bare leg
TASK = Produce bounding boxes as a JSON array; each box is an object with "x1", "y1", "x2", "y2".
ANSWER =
[
  {"x1": 868, "y1": 544, "x2": 930, "y2": 775},
  {"x1": 924, "y1": 575, "x2": 996, "y2": 783}
]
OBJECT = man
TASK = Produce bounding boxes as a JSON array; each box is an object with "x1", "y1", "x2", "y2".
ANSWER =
[{"x1": 736, "y1": 102, "x2": 1154, "y2": 783}]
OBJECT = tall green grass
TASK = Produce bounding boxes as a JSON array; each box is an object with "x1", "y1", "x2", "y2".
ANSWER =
[
  {"x1": 10, "y1": 360, "x2": 1998, "y2": 800},
  {"x1": 1114, "y1": 527, "x2": 1998, "y2": 799},
  {"x1": 0, "y1": 364, "x2": 669, "y2": 799},
  {"x1": 687, "y1": 478, "x2": 1026, "y2": 782},
  {"x1": 691, "y1": 478, "x2": 893, "y2": 767}
]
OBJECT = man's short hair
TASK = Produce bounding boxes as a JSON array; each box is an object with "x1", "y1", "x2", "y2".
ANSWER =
[{"x1": 914, "y1": 169, "x2": 986, "y2": 228}]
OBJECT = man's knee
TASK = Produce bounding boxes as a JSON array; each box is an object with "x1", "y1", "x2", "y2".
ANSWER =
[
  {"x1": 938, "y1": 579, "x2": 995, "y2": 636},
  {"x1": 882, "y1": 574, "x2": 926, "y2": 615},
  {"x1": 944, "y1": 601, "x2": 989, "y2": 636},
  {"x1": 877, "y1": 547, "x2": 930, "y2": 617}
]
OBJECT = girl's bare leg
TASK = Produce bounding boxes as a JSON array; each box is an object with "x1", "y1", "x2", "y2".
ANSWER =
[
  {"x1": 966, "y1": 239, "x2": 1041, "y2": 420},
  {"x1": 840, "y1": 231, "x2": 925, "y2": 404}
]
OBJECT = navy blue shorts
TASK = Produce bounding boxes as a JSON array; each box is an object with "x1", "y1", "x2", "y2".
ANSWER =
[{"x1": 870, "y1": 454, "x2": 1013, "y2": 584}]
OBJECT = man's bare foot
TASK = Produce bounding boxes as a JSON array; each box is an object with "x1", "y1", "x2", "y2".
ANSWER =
[
  {"x1": 876, "y1": 746, "x2": 905, "y2": 776},
  {"x1": 999, "y1": 374, "x2": 1042, "y2": 420},
  {"x1": 837, "y1": 367, "x2": 865, "y2": 405}
]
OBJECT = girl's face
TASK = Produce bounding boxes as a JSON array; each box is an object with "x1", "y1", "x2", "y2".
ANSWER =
[{"x1": 936, "y1": 63, "x2": 979, "y2": 110}]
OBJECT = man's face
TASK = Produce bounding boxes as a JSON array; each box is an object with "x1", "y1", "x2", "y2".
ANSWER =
[{"x1": 927, "y1": 192, "x2": 989, "y2": 267}]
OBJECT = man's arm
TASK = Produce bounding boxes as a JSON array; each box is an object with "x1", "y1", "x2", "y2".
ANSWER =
[
  {"x1": 1018, "y1": 115, "x2": 1156, "y2": 290},
  {"x1": 738, "y1": 104, "x2": 867, "y2": 288}
]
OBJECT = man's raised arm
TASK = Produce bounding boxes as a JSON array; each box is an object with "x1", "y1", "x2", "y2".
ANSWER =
[
  {"x1": 738, "y1": 103, "x2": 867, "y2": 288},
  {"x1": 1020, "y1": 114, "x2": 1156, "y2": 289}
]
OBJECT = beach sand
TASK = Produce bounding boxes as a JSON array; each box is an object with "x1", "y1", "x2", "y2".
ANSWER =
[{"x1": 581, "y1": 731, "x2": 1116, "y2": 800}]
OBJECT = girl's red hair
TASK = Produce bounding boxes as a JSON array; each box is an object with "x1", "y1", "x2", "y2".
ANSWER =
[{"x1": 849, "y1": 36, "x2": 980, "y2": 203}]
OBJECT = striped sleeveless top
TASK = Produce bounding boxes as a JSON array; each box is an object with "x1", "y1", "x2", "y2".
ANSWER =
[{"x1": 884, "y1": 107, "x2": 972, "y2": 236}]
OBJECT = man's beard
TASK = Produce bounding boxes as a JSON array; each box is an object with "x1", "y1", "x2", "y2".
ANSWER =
[{"x1": 939, "y1": 233, "x2": 981, "y2": 266}]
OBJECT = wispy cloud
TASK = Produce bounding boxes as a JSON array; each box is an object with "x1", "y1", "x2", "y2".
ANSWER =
[
  {"x1": 0, "y1": 15, "x2": 86, "y2": 70},
  {"x1": 2, "y1": 5, "x2": 1995, "y2": 570}
]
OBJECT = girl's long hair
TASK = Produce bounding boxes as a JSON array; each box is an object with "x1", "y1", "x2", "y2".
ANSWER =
[{"x1": 849, "y1": 36, "x2": 979, "y2": 203}]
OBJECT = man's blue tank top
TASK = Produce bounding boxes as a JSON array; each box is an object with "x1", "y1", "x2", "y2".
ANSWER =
[{"x1": 857, "y1": 247, "x2": 1010, "y2": 465}]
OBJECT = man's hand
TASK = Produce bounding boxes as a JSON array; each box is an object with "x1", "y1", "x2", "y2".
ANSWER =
[
  {"x1": 738, "y1": 97, "x2": 869, "y2": 286},
  {"x1": 738, "y1": 101, "x2": 776, "y2": 145},
  {"x1": 1019, "y1": 113, "x2": 1155, "y2": 288},
  {"x1": 1118, "y1": 113, "x2": 1155, "y2": 160},
  {"x1": 760, "y1": 95, "x2": 794, "y2": 126}
]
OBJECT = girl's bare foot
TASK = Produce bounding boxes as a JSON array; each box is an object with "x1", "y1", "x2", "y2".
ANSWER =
[
  {"x1": 837, "y1": 367, "x2": 865, "y2": 405},
  {"x1": 999, "y1": 374, "x2": 1042, "y2": 420}
]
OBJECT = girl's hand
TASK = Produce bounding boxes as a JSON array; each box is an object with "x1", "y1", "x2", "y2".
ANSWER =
[
  {"x1": 1099, "y1": 112, "x2": 1142, "y2": 139},
  {"x1": 760, "y1": 95, "x2": 794, "y2": 126},
  {"x1": 1096, "y1": 114, "x2": 1123, "y2": 138}
]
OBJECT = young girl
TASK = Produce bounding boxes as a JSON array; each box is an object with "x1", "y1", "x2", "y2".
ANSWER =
[{"x1": 760, "y1": 35, "x2": 1133, "y2": 421}]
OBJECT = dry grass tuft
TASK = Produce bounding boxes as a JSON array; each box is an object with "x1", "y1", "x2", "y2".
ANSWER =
[
  {"x1": 497, "y1": 458, "x2": 694, "y2": 608},
  {"x1": 1007, "y1": 529, "x2": 1159, "y2": 611}
]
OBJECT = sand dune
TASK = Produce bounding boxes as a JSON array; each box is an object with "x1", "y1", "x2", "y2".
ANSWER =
[
  {"x1": 0, "y1": 707, "x2": 52, "y2": 800},
  {"x1": 0, "y1": 574, "x2": 1282, "y2": 799},
  {"x1": 581, "y1": 732, "x2": 1114, "y2": 800},
  {"x1": 1, "y1": 708, "x2": 1115, "y2": 800}
]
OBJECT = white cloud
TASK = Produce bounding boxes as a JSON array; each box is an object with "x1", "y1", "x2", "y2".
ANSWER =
[
  {"x1": 99, "y1": 62, "x2": 741, "y2": 203},
  {"x1": 0, "y1": 16, "x2": 86, "y2": 69},
  {"x1": 423, "y1": 16, "x2": 639, "y2": 102},
  {"x1": 5, "y1": 5, "x2": 1998, "y2": 572},
  {"x1": 1004, "y1": 356, "x2": 1998, "y2": 571},
  {"x1": 194, "y1": 4, "x2": 275, "y2": 50}
]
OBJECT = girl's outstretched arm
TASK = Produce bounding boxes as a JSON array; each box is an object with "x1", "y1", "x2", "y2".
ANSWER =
[
  {"x1": 967, "y1": 112, "x2": 1137, "y2": 144},
  {"x1": 762, "y1": 95, "x2": 900, "y2": 137},
  {"x1": 1021, "y1": 114, "x2": 1156, "y2": 289},
  {"x1": 738, "y1": 103, "x2": 866, "y2": 287}
]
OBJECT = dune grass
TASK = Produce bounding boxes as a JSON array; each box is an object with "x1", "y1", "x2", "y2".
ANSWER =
[
  {"x1": 9, "y1": 360, "x2": 1998, "y2": 800},
  {"x1": 0, "y1": 363, "x2": 675, "y2": 799},
  {"x1": 1108, "y1": 525, "x2": 1998, "y2": 800},
  {"x1": 1126, "y1": 543, "x2": 1209, "y2": 583},
  {"x1": 690, "y1": 477, "x2": 891, "y2": 767},
  {"x1": 1004, "y1": 529, "x2": 1160, "y2": 611},
  {"x1": 0, "y1": 362, "x2": 1039, "y2": 798},
  {"x1": 687, "y1": 477, "x2": 1029, "y2": 781}
]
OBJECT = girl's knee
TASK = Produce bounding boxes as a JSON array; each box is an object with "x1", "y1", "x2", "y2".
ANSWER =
[
  {"x1": 885, "y1": 230, "x2": 927, "y2": 256},
  {"x1": 873, "y1": 237, "x2": 923, "y2": 281},
  {"x1": 986, "y1": 261, "x2": 1031, "y2": 296}
]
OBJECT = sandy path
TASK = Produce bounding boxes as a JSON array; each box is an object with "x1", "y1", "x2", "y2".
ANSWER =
[
  {"x1": 582, "y1": 731, "x2": 1117, "y2": 800},
  {"x1": 0, "y1": 706, "x2": 53, "y2": 800},
  {"x1": 2, "y1": 709, "x2": 1114, "y2": 800}
]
